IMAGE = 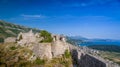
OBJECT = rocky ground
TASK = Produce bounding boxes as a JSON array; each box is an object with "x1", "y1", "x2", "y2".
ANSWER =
[{"x1": 0, "y1": 42, "x2": 73, "y2": 67}]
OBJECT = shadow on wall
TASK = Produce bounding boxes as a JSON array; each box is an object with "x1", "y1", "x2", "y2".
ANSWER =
[{"x1": 71, "y1": 49, "x2": 106, "y2": 67}]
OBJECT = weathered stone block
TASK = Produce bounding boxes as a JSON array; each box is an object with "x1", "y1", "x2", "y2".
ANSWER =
[{"x1": 33, "y1": 43, "x2": 52, "y2": 59}]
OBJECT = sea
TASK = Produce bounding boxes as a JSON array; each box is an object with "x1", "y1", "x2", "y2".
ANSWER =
[{"x1": 79, "y1": 40, "x2": 120, "y2": 46}]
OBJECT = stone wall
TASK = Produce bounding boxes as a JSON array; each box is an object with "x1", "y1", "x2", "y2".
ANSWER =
[
  {"x1": 32, "y1": 43, "x2": 52, "y2": 59},
  {"x1": 52, "y1": 34, "x2": 69, "y2": 57},
  {"x1": 52, "y1": 41, "x2": 69, "y2": 57},
  {"x1": 17, "y1": 30, "x2": 37, "y2": 47},
  {"x1": 78, "y1": 54, "x2": 106, "y2": 67},
  {"x1": 69, "y1": 44, "x2": 120, "y2": 67},
  {"x1": 16, "y1": 31, "x2": 70, "y2": 60}
]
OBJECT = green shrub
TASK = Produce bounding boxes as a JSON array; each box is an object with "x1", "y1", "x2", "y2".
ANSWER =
[
  {"x1": 0, "y1": 38, "x2": 4, "y2": 43},
  {"x1": 116, "y1": 62, "x2": 120, "y2": 65},
  {"x1": 35, "y1": 58, "x2": 45, "y2": 65},
  {"x1": 19, "y1": 61, "x2": 31, "y2": 67},
  {"x1": 40, "y1": 30, "x2": 53, "y2": 43},
  {"x1": 64, "y1": 50, "x2": 71, "y2": 58},
  {"x1": 10, "y1": 46, "x2": 17, "y2": 50}
]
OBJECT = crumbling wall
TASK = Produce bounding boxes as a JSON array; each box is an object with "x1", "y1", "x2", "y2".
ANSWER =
[
  {"x1": 69, "y1": 44, "x2": 120, "y2": 67},
  {"x1": 33, "y1": 43, "x2": 52, "y2": 59}
]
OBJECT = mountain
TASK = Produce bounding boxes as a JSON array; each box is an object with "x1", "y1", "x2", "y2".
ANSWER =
[
  {"x1": 68, "y1": 36, "x2": 120, "y2": 46},
  {"x1": 69, "y1": 36, "x2": 88, "y2": 40},
  {"x1": 0, "y1": 20, "x2": 40, "y2": 38}
]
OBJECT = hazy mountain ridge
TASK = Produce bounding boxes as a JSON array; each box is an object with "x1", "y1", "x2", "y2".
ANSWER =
[{"x1": 68, "y1": 36, "x2": 120, "y2": 46}]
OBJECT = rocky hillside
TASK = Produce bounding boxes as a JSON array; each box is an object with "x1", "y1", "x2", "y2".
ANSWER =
[
  {"x1": 0, "y1": 21, "x2": 120, "y2": 67},
  {"x1": 0, "y1": 22, "x2": 73, "y2": 67},
  {"x1": 0, "y1": 20, "x2": 40, "y2": 38}
]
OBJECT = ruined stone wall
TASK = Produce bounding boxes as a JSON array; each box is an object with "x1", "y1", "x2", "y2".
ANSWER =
[
  {"x1": 51, "y1": 34, "x2": 69, "y2": 57},
  {"x1": 52, "y1": 41, "x2": 69, "y2": 57},
  {"x1": 32, "y1": 43, "x2": 52, "y2": 59},
  {"x1": 69, "y1": 44, "x2": 120, "y2": 67},
  {"x1": 16, "y1": 31, "x2": 69, "y2": 60}
]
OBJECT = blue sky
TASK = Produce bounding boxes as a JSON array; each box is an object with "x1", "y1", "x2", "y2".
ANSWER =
[{"x1": 0, "y1": 0, "x2": 120, "y2": 39}]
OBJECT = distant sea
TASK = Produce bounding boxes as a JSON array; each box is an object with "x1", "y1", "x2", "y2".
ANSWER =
[{"x1": 79, "y1": 41, "x2": 120, "y2": 46}]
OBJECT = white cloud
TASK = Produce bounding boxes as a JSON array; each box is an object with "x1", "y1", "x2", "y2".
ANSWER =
[
  {"x1": 7, "y1": 14, "x2": 46, "y2": 21},
  {"x1": 21, "y1": 14, "x2": 45, "y2": 18}
]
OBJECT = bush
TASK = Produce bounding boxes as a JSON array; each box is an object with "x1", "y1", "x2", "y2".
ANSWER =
[
  {"x1": 19, "y1": 61, "x2": 31, "y2": 67},
  {"x1": 64, "y1": 50, "x2": 71, "y2": 58},
  {"x1": 0, "y1": 38, "x2": 4, "y2": 43},
  {"x1": 35, "y1": 58, "x2": 45, "y2": 65},
  {"x1": 10, "y1": 46, "x2": 17, "y2": 50},
  {"x1": 40, "y1": 30, "x2": 53, "y2": 43}
]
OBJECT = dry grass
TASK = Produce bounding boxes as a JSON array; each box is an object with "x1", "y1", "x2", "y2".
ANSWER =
[
  {"x1": 100, "y1": 51, "x2": 120, "y2": 65},
  {"x1": 0, "y1": 43, "x2": 73, "y2": 67}
]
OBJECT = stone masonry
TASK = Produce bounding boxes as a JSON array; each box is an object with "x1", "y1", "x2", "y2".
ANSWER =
[{"x1": 16, "y1": 30, "x2": 69, "y2": 59}]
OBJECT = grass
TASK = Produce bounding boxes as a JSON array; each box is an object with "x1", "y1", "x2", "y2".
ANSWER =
[
  {"x1": 64, "y1": 49, "x2": 71, "y2": 58},
  {"x1": 10, "y1": 46, "x2": 17, "y2": 50},
  {"x1": 35, "y1": 58, "x2": 45, "y2": 65},
  {"x1": 100, "y1": 51, "x2": 120, "y2": 65},
  {"x1": 0, "y1": 43, "x2": 73, "y2": 67}
]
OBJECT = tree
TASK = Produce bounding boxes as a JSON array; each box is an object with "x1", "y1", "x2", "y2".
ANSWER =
[
  {"x1": 0, "y1": 38, "x2": 4, "y2": 43},
  {"x1": 40, "y1": 30, "x2": 53, "y2": 43}
]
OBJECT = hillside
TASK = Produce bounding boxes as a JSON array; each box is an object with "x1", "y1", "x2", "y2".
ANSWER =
[
  {"x1": 0, "y1": 22, "x2": 73, "y2": 67},
  {"x1": 88, "y1": 45, "x2": 120, "y2": 52},
  {"x1": 0, "y1": 20, "x2": 40, "y2": 38},
  {"x1": 0, "y1": 21, "x2": 120, "y2": 67}
]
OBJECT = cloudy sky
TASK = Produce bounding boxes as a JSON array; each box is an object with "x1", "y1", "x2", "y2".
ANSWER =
[{"x1": 0, "y1": 0, "x2": 120, "y2": 39}]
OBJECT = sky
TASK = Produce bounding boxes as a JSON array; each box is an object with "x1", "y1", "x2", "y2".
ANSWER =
[{"x1": 0, "y1": 0, "x2": 120, "y2": 39}]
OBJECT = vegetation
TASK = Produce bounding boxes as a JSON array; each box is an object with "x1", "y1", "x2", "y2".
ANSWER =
[
  {"x1": 40, "y1": 30, "x2": 53, "y2": 43},
  {"x1": 0, "y1": 20, "x2": 41, "y2": 38},
  {"x1": 0, "y1": 43, "x2": 34, "y2": 67},
  {"x1": 88, "y1": 45, "x2": 120, "y2": 52},
  {"x1": 99, "y1": 51, "x2": 120, "y2": 65},
  {"x1": 88, "y1": 45, "x2": 120, "y2": 65},
  {"x1": 48, "y1": 55, "x2": 72, "y2": 67},
  {"x1": 35, "y1": 58, "x2": 45, "y2": 65},
  {"x1": 10, "y1": 46, "x2": 17, "y2": 50},
  {"x1": 64, "y1": 49, "x2": 71, "y2": 58},
  {"x1": 0, "y1": 42, "x2": 73, "y2": 67},
  {"x1": 0, "y1": 38, "x2": 4, "y2": 43}
]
